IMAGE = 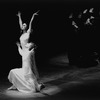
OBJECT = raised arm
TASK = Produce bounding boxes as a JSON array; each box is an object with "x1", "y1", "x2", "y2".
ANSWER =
[
  {"x1": 27, "y1": 10, "x2": 40, "y2": 33},
  {"x1": 17, "y1": 11, "x2": 23, "y2": 30}
]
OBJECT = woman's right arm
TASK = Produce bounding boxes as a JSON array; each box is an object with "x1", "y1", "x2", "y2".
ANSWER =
[{"x1": 17, "y1": 11, "x2": 23, "y2": 30}]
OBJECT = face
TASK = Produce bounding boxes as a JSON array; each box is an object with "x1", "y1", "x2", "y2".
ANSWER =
[{"x1": 22, "y1": 23, "x2": 27, "y2": 30}]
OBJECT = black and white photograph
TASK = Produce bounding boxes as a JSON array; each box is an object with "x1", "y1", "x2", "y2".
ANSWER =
[{"x1": 0, "y1": 0, "x2": 100, "y2": 100}]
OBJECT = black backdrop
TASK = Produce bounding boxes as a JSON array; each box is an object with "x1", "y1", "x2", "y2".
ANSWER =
[{"x1": 0, "y1": 0, "x2": 100, "y2": 80}]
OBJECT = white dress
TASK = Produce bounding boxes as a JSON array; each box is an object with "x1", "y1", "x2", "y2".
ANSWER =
[{"x1": 8, "y1": 47, "x2": 39, "y2": 93}]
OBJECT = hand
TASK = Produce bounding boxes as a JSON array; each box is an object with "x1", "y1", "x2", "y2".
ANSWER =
[
  {"x1": 16, "y1": 11, "x2": 21, "y2": 17},
  {"x1": 16, "y1": 42, "x2": 20, "y2": 47},
  {"x1": 33, "y1": 10, "x2": 40, "y2": 16}
]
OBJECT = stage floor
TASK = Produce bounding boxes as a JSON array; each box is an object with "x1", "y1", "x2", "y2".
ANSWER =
[{"x1": 0, "y1": 65, "x2": 100, "y2": 100}]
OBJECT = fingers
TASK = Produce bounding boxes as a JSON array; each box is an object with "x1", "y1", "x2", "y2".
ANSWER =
[
  {"x1": 17, "y1": 11, "x2": 21, "y2": 17},
  {"x1": 18, "y1": 11, "x2": 21, "y2": 14},
  {"x1": 33, "y1": 10, "x2": 40, "y2": 16}
]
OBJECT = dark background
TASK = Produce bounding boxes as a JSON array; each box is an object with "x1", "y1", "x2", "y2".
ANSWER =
[{"x1": 0, "y1": 0, "x2": 100, "y2": 81}]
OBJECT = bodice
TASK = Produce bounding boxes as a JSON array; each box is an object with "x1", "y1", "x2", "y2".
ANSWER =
[
  {"x1": 22, "y1": 49, "x2": 34, "y2": 74},
  {"x1": 20, "y1": 32, "x2": 30, "y2": 45}
]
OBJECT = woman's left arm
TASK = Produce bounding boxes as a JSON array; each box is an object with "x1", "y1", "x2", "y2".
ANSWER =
[{"x1": 27, "y1": 11, "x2": 39, "y2": 33}]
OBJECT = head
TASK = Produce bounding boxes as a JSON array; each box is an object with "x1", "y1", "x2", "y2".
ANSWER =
[{"x1": 22, "y1": 23, "x2": 27, "y2": 30}]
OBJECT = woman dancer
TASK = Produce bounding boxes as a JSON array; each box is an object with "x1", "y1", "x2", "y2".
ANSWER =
[
  {"x1": 17, "y1": 11, "x2": 40, "y2": 80},
  {"x1": 7, "y1": 11, "x2": 44, "y2": 93}
]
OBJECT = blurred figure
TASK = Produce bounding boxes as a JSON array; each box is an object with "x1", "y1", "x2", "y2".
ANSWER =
[{"x1": 7, "y1": 11, "x2": 45, "y2": 93}]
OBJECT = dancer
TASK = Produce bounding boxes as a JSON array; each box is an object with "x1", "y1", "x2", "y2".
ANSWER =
[
  {"x1": 17, "y1": 11, "x2": 40, "y2": 80},
  {"x1": 7, "y1": 11, "x2": 44, "y2": 93}
]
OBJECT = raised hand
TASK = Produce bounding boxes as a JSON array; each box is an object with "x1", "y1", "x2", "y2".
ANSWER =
[
  {"x1": 16, "y1": 11, "x2": 21, "y2": 17},
  {"x1": 33, "y1": 10, "x2": 40, "y2": 16}
]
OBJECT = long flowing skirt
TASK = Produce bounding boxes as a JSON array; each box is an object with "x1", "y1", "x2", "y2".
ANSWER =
[{"x1": 8, "y1": 68, "x2": 38, "y2": 93}]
